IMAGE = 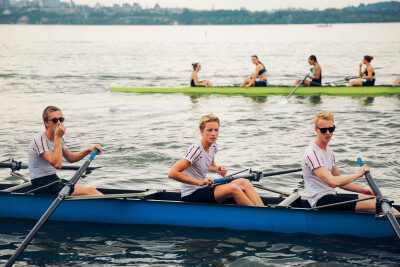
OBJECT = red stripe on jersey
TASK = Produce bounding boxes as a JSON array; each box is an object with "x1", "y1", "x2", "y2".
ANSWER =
[
  {"x1": 40, "y1": 136, "x2": 45, "y2": 151},
  {"x1": 307, "y1": 156, "x2": 315, "y2": 169},
  {"x1": 185, "y1": 146, "x2": 194, "y2": 158},
  {"x1": 313, "y1": 150, "x2": 321, "y2": 167},
  {"x1": 34, "y1": 140, "x2": 40, "y2": 155},
  {"x1": 190, "y1": 147, "x2": 200, "y2": 160},
  {"x1": 193, "y1": 151, "x2": 202, "y2": 162}
]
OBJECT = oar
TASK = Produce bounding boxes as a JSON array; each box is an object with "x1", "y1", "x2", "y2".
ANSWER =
[
  {"x1": 0, "y1": 161, "x2": 100, "y2": 171},
  {"x1": 213, "y1": 168, "x2": 302, "y2": 185},
  {"x1": 279, "y1": 74, "x2": 308, "y2": 104},
  {"x1": 357, "y1": 158, "x2": 400, "y2": 239},
  {"x1": 5, "y1": 149, "x2": 100, "y2": 267}
]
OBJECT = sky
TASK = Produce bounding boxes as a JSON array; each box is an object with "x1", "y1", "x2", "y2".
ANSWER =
[{"x1": 71, "y1": 0, "x2": 395, "y2": 11}]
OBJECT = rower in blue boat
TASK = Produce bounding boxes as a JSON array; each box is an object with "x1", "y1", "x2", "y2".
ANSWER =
[
  {"x1": 27, "y1": 106, "x2": 103, "y2": 196},
  {"x1": 302, "y1": 111, "x2": 399, "y2": 214},
  {"x1": 190, "y1": 63, "x2": 213, "y2": 87},
  {"x1": 168, "y1": 114, "x2": 264, "y2": 206},
  {"x1": 294, "y1": 55, "x2": 322, "y2": 87},
  {"x1": 240, "y1": 55, "x2": 268, "y2": 88}
]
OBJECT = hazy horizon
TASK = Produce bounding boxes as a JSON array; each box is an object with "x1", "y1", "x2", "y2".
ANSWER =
[{"x1": 69, "y1": 0, "x2": 395, "y2": 11}]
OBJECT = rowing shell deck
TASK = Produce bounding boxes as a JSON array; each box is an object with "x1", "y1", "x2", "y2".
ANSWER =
[{"x1": 110, "y1": 86, "x2": 400, "y2": 97}]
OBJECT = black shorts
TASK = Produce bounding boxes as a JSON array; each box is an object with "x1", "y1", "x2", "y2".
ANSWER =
[
  {"x1": 31, "y1": 174, "x2": 74, "y2": 195},
  {"x1": 254, "y1": 80, "x2": 267, "y2": 87},
  {"x1": 310, "y1": 80, "x2": 322, "y2": 87},
  {"x1": 182, "y1": 187, "x2": 217, "y2": 203},
  {"x1": 362, "y1": 80, "x2": 375, "y2": 86},
  {"x1": 316, "y1": 194, "x2": 359, "y2": 211}
]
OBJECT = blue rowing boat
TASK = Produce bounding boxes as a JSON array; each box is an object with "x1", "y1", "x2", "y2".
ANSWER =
[{"x1": 1, "y1": 183, "x2": 398, "y2": 238}]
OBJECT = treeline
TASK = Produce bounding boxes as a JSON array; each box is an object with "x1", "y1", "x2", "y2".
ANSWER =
[{"x1": 1, "y1": 1, "x2": 399, "y2": 25}]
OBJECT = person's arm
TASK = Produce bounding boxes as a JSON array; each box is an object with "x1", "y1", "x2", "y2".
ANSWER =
[
  {"x1": 363, "y1": 66, "x2": 374, "y2": 79},
  {"x1": 42, "y1": 124, "x2": 65, "y2": 169},
  {"x1": 63, "y1": 144, "x2": 102, "y2": 163},
  {"x1": 192, "y1": 73, "x2": 205, "y2": 87},
  {"x1": 208, "y1": 159, "x2": 227, "y2": 176},
  {"x1": 331, "y1": 165, "x2": 374, "y2": 194},
  {"x1": 358, "y1": 63, "x2": 366, "y2": 78},
  {"x1": 168, "y1": 158, "x2": 213, "y2": 185},
  {"x1": 309, "y1": 65, "x2": 321, "y2": 80},
  {"x1": 313, "y1": 164, "x2": 370, "y2": 188}
]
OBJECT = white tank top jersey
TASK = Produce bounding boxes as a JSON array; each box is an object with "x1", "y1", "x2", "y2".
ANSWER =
[
  {"x1": 28, "y1": 133, "x2": 67, "y2": 180},
  {"x1": 180, "y1": 140, "x2": 217, "y2": 198},
  {"x1": 301, "y1": 142, "x2": 337, "y2": 207}
]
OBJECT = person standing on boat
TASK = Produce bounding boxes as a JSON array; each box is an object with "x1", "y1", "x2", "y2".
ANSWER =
[
  {"x1": 168, "y1": 114, "x2": 264, "y2": 206},
  {"x1": 294, "y1": 55, "x2": 322, "y2": 86},
  {"x1": 347, "y1": 55, "x2": 376, "y2": 87},
  {"x1": 301, "y1": 111, "x2": 399, "y2": 214},
  {"x1": 240, "y1": 55, "x2": 267, "y2": 88},
  {"x1": 27, "y1": 106, "x2": 103, "y2": 196},
  {"x1": 191, "y1": 63, "x2": 213, "y2": 87}
]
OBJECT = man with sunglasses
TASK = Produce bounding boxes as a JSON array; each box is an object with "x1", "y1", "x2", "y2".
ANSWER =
[
  {"x1": 27, "y1": 106, "x2": 103, "y2": 196},
  {"x1": 301, "y1": 111, "x2": 381, "y2": 213}
]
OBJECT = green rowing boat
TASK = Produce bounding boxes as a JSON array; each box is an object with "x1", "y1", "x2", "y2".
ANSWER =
[{"x1": 110, "y1": 86, "x2": 400, "y2": 97}]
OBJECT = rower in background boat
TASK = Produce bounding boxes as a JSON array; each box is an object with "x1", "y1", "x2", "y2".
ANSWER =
[
  {"x1": 168, "y1": 114, "x2": 264, "y2": 206},
  {"x1": 302, "y1": 111, "x2": 399, "y2": 214},
  {"x1": 393, "y1": 76, "x2": 400, "y2": 85},
  {"x1": 347, "y1": 55, "x2": 376, "y2": 87},
  {"x1": 294, "y1": 55, "x2": 322, "y2": 87},
  {"x1": 240, "y1": 55, "x2": 268, "y2": 88},
  {"x1": 190, "y1": 63, "x2": 213, "y2": 87},
  {"x1": 28, "y1": 106, "x2": 103, "y2": 196}
]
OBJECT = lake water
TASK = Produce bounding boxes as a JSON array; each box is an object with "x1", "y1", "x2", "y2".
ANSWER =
[{"x1": 0, "y1": 23, "x2": 400, "y2": 266}]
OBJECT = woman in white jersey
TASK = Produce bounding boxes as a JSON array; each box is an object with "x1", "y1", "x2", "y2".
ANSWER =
[{"x1": 168, "y1": 114, "x2": 264, "y2": 206}]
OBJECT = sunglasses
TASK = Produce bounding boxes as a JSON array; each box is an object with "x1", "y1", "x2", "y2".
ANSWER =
[
  {"x1": 198, "y1": 65, "x2": 202, "y2": 68},
  {"x1": 317, "y1": 125, "x2": 336, "y2": 134},
  {"x1": 48, "y1": 117, "x2": 65, "y2": 123}
]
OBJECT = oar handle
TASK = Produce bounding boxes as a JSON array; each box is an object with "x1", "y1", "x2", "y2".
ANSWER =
[
  {"x1": 89, "y1": 148, "x2": 99, "y2": 161},
  {"x1": 357, "y1": 158, "x2": 368, "y2": 172},
  {"x1": 214, "y1": 177, "x2": 229, "y2": 183}
]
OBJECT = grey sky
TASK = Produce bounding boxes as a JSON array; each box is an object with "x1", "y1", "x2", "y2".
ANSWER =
[{"x1": 72, "y1": 0, "x2": 394, "y2": 11}]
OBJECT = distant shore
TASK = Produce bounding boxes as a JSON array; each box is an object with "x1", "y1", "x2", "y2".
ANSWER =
[{"x1": 1, "y1": 1, "x2": 399, "y2": 25}]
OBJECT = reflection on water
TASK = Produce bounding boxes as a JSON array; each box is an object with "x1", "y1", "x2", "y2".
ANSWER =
[
  {"x1": 1, "y1": 218, "x2": 399, "y2": 266},
  {"x1": 361, "y1": 97, "x2": 375, "y2": 106},
  {"x1": 309, "y1": 95, "x2": 322, "y2": 105}
]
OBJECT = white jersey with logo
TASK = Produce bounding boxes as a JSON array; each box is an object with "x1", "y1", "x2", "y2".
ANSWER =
[
  {"x1": 181, "y1": 140, "x2": 217, "y2": 198},
  {"x1": 28, "y1": 133, "x2": 67, "y2": 180},
  {"x1": 301, "y1": 142, "x2": 336, "y2": 207}
]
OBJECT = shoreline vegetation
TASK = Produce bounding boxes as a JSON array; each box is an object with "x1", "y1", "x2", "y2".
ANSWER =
[{"x1": 0, "y1": 1, "x2": 399, "y2": 25}]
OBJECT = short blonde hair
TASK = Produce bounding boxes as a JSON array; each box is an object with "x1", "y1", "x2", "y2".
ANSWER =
[
  {"x1": 42, "y1": 106, "x2": 61, "y2": 122},
  {"x1": 199, "y1": 114, "x2": 220, "y2": 130},
  {"x1": 314, "y1": 111, "x2": 334, "y2": 126}
]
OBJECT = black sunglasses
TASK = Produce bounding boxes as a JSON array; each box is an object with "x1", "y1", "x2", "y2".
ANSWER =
[
  {"x1": 317, "y1": 125, "x2": 335, "y2": 134},
  {"x1": 49, "y1": 117, "x2": 65, "y2": 123}
]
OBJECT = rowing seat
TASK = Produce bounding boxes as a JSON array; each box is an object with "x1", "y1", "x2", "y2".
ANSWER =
[{"x1": 275, "y1": 192, "x2": 301, "y2": 208}]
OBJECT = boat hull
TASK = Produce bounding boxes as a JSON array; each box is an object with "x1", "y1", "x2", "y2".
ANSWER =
[
  {"x1": 0, "y1": 192, "x2": 398, "y2": 238},
  {"x1": 110, "y1": 86, "x2": 400, "y2": 97}
]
